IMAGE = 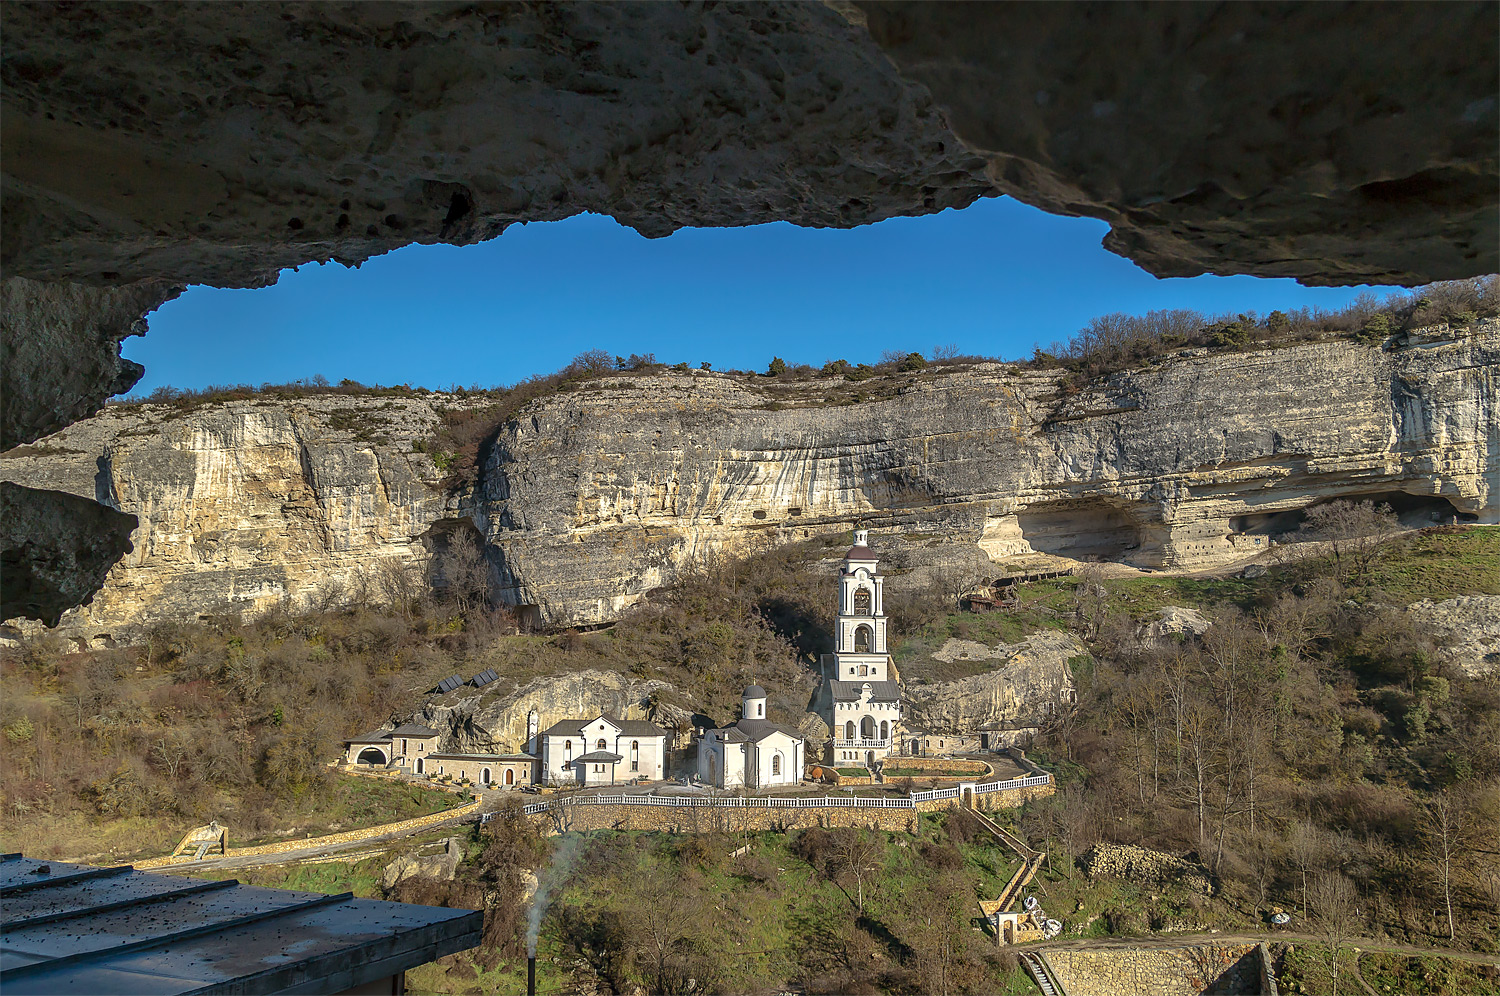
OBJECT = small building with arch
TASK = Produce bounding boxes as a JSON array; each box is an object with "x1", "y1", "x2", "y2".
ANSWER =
[
  {"x1": 698, "y1": 685, "x2": 806, "y2": 789},
  {"x1": 344, "y1": 723, "x2": 440, "y2": 767}
]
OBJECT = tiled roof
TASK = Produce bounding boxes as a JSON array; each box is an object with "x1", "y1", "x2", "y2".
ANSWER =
[
  {"x1": 574, "y1": 751, "x2": 623, "y2": 763},
  {"x1": 346, "y1": 729, "x2": 391, "y2": 743},
  {"x1": 426, "y1": 753, "x2": 536, "y2": 761},
  {"x1": 389, "y1": 724, "x2": 439, "y2": 738},
  {"x1": 732, "y1": 718, "x2": 802, "y2": 743},
  {"x1": 830, "y1": 679, "x2": 902, "y2": 703},
  {"x1": 540, "y1": 715, "x2": 667, "y2": 738}
]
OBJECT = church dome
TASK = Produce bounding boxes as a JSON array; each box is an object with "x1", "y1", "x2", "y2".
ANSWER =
[{"x1": 743, "y1": 684, "x2": 767, "y2": 698}]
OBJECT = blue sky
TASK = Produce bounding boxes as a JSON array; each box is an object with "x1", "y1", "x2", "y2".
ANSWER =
[{"x1": 125, "y1": 196, "x2": 1396, "y2": 394}]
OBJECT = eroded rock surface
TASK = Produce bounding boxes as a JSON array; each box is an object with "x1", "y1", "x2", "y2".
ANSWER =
[
  {"x1": 1403, "y1": 595, "x2": 1500, "y2": 676},
  {"x1": 3, "y1": 328, "x2": 1494, "y2": 638},
  {"x1": 1081, "y1": 843, "x2": 1215, "y2": 896},
  {"x1": 904, "y1": 632, "x2": 1083, "y2": 733},
  {"x1": 417, "y1": 670, "x2": 685, "y2": 755},
  {"x1": 0, "y1": 482, "x2": 136, "y2": 626},
  {"x1": 4, "y1": 2, "x2": 1495, "y2": 622},
  {"x1": 859, "y1": 1, "x2": 1499, "y2": 285}
]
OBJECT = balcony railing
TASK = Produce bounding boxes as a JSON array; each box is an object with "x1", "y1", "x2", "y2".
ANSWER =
[{"x1": 833, "y1": 737, "x2": 892, "y2": 749}]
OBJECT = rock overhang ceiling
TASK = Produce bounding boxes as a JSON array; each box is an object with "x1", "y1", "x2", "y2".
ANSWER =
[{"x1": 1, "y1": 0, "x2": 1496, "y2": 622}]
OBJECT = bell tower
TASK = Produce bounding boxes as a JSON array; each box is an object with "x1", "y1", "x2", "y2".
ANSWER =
[{"x1": 833, "y1": 530, "x2": 888, "y2": 680}]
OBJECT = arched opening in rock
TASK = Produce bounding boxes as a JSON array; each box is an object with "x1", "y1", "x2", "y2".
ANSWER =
[
  {"x1": 357, "y1": 747, "x2": 387, "y2": 766},
  {"x1": 422, "y1": 518, "x2": 495, "y2": 609},
  {"x1": 1014, "y1": 499, "x2": 1145, "y2": 563},
  {"x1": 1235, "y1": 492, "x2": 1475, "y2": 539}
]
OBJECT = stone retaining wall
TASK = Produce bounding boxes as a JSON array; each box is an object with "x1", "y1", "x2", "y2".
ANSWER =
[
  {"x1": 527, "y1": 802, "x2": 918, "y2": 836},
  {"x1": 911, "y1": 784, "x2": 1053, "y2": 813},
  {"x1": 136, "y1": 799, "x2": 482, "y2": 869},
  {"x1": 1044, "y1": 943, "x2": 1265, "y2": 996}
]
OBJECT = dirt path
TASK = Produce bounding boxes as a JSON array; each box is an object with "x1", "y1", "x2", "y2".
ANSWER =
[
  {"x1": 1351, "y1": 950, "x2": 1381, "y2": 996},
  {"x1": 1029, "y1": 930, "x2": 1500, "y2": 967}
]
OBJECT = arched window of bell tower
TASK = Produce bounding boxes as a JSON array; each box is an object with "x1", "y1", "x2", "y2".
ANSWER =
[
  {"x1": 854, "y1": 625, "x2": 872, "y2": 652},
  {"x1": 853, "y1": 588, "x2": 871, "y2": 615}
]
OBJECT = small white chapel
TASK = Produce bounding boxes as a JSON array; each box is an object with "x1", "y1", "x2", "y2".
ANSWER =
[{"x1": 698, "y1": 684, "x2": 806, "y2": 789}]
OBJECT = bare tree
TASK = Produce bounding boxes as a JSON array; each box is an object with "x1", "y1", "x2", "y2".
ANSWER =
[
  {"x1": 829, "y1": 827, "x2": 882, "y2": 913},
  {"x1": 432, "y1": 529, "x2": 490, "y2": 616},
  {"x1": 1417, "y1": 791, "x2": 1472, "y2": 941},
  {"x1": 1300, "y1": 500, "x2": 1401, "y2": 580},
  {"x1": 374, "y1": 554, "x2": 429, "y2": 620},
  {"x1": 930, "y1": 343, "x2": 961, "y2": 361},
  {"x1": 1310, "y1": 872, "x2": 1360, "y2": 995}
]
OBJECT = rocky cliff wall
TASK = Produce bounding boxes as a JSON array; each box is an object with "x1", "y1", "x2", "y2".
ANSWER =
[
  {"x1": 485, "y1": 324, "x2": 1496, "y2": 623},
  {"x1": 0, "y1": 395, "x2": 474, "y2": 642},
  {"x1": 2, "y1": 325, "x2": 1495, "y2": 639}
]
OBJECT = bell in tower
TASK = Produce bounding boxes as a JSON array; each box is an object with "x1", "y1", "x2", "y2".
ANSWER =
[{"x1": 834, "y1": 529, "x2": 888, "y2": 679}]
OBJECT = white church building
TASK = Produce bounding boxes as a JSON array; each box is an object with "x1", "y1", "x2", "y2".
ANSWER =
[
  {"x1": 822, "y1": 530, "x2": 903, "y2": 769},
  {"x1": 534, "y1": 712, "x2": 668, "y2": 787},
  {"x1": 698, "y1": 685, "x2": 806, "y2": 789}
]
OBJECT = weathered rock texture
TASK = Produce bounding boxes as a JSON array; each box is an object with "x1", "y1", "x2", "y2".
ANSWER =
[
  {"x1": 416, "y1": 670, "x2": 684, "y2": 756},
  {"x1": 484, "y1": 324, "x2": 1496, "y2": 623},
  {"x1": 1403, "y1": 595, "x2": 1500, "y2": 677},
  {"x1": 3, "y1": 1, "x2": 1494, "y2": 621},
  {"x1": 3, "y1": 328, "x2": 1495, "y2": 638},
  {"x1": 0, "y1": 482, "x2": 136, "y2": 626},
  {"x1": 0, "y1": 396, "x2": 465, "y2": 641},
  {"x1": 1044, "y1": 942, "x2": 1264, "y2": 996},
  {"x1": 904, "y1": 632, "x2": 1083, "y2": 732},
  {"x1": 860, "y1": 1, "x2": 1499, "y2": 286},
  {"x1": 1081, "y1": 843, "x2": 1216, "y2": 896}
]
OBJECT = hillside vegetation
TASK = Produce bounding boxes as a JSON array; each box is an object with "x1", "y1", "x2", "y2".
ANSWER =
[{"x1": 3, "y1": 514, "x2": 1497, "y2": 987}]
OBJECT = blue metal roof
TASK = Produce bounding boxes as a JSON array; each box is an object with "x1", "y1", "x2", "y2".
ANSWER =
[{"x1": 0, "y1": 854, "x2": 480, "y2": 994}]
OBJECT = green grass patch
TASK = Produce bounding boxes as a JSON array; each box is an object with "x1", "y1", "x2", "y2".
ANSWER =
[
  {"x1": 234, "y1": 776, "x2": 463, "y2": 848},
  {"x1": 835, "y1": 767, "x2": 871, "y2": 777},
  {"x1": 1357, "y1": 949, "x2": 1500, "y2": 995}
]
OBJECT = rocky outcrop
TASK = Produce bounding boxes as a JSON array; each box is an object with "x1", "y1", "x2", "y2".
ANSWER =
[
  {"x1": 484, "y1": 325, "x2": 1496, "y2": 623},
  {"x1": 0, "y1": 396, "x2": 467, "y2": 642},
  {"x1": 904, "y1": 632, "x2": 1083, "y2": 733},
  {"x1": 0, "y1": 483, "x2": 136, "y2": 626},
  {"x1": 1135, "y1": 607, "x2": 1213, "y2": 649},
  {"x1": 3, "y1": 328, "x2": 1495, "y2": 637},
  {"x1": 417, "y1": 670, "x2": 686, "y2": 755},
  {"x1": 1081, "y1": 843, "x2": 1216, "y2": 896},
  {"x1": 382, "y1": 836, "x2": 463, "y2": 890},
  {"x1": 1403, "y1": 595, "x2": 1500, "y2": 677}
]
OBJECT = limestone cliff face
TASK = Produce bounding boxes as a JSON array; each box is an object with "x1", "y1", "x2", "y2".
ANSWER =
[
  {"x1": 3, "y1": 325, "x2": 1495, "y2": 638},
  {"x1": 0, "y1": 396, "x2": 472, "y2": 642},
  {"x1": 484, "y1": 323, "x2": 1496, "y2": 623}
]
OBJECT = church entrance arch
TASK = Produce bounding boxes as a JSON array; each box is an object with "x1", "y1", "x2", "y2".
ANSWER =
[
  {"x1": 357, "y1": 747, "x2": 386, "y2": 766},
  {"x1": 416, "y1": 758, "x2": 425, "y2": 774},
  {"x1": 866, "y1": 750, "x2": 875, "y2": 769},
  {"x1": 860, "y1": 716, "x2": 875, "y2": 739},
  {"x1": 481, "y1": 768, "x2": 491, "y2": 785},
  {"x1": 505, "y1": 768, "x2": 514, "y2": 785}
]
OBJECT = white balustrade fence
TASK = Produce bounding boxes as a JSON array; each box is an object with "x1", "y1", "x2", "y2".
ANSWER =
[{"x1": 484, "y1": 773, "x2": 1051, "y2": 823}]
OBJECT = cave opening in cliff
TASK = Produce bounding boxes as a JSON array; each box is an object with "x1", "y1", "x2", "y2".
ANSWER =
[
  {"x1": 1014, "y1": 499, "x2": 1145, "y2": 564},
  {"x1": 1233, "y1": 491, "x2": 1475, "y2": 539},
  {"x1": 422, "y1": 518, "x2": 497, "y2": 610}
]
